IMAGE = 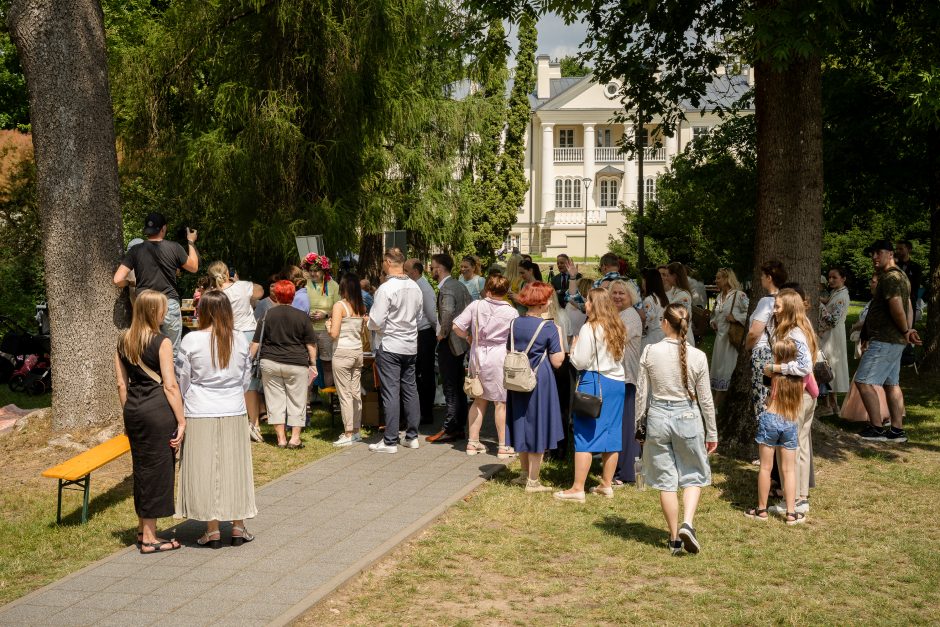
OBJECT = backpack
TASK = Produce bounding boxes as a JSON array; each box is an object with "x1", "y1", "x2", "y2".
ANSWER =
[{"x1": 503, "y1": 319, "x2": 549, "y2": 393}]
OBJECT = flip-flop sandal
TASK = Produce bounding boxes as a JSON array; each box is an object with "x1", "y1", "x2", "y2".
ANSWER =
[
  {"x1": 287, "y1": 442, "x2": 305, "y2": 450},
  {"x1": 140, "y1": 539, "x2": 180, "y2": 554}
]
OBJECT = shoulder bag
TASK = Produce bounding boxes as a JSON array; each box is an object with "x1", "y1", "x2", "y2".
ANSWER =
[
  {"x1": 503, "y1": 318, "x2": 549, "y2": 393},
  {"x1": 726, "y1": 291, "x2": 747, "y2": 348},
  {"x1": 463, "y1": 306, "x2": 484, "y2": 397},
  {"x1": 250, "y1": 315, "x2": 266, "y2": 379},
  {"x1": 571, "y1": 325, "x2": 603, "y2": 419},
  {"x1": 813, "y1": 350, "x2": 834, "y2": 385}
]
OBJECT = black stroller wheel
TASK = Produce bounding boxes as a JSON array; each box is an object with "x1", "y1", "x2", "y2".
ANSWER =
[{"x1": 9, "y1": 375, "x2": 25, "y2": 393}]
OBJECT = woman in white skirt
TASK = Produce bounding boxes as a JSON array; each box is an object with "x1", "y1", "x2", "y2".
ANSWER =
[
  {"x1": 818, "y1": 267, "x2": 850, "y2": 415},
  {"x1": 709, "y1": 268, "x2": 749, "y2": 405},
  {"x1": 176, "y1": 290, "x2": 258, "y2": 547}
]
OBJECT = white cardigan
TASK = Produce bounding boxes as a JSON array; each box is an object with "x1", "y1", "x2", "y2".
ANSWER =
[{"x1": 570, "y1": 323, "x2": 625, "y2": 382}]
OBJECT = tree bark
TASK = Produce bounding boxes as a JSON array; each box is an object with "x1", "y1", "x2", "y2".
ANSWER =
[
  {"x1": 718, "y1": 57, "x2": 825, "y2": 453},
  {"x1": 920, "y1": 125, "x2": 940, "y2": 371},
  {"x1": 8, "y1": 0, "x2": 126, "y2": 430}
]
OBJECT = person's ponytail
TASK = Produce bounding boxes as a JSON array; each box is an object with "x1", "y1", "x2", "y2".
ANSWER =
[
  {"x1": 664, "y1": 303, "x2": 693, "y2": 398},
  {"x1": 206, "y1": 260, "x2": 229, "y2": 290}
]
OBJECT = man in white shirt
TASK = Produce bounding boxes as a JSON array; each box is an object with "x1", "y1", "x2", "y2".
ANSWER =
[
  {"x1": 367, "y1": 250, "x2": 424, "y2": 453},
  {"x1": 405, "y1": 259, "x2": 438, "y2": 425}
]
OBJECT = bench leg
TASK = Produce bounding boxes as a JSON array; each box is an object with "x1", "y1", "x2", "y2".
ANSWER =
[
  {"x1": 56, "y1": 479, "x2": 63, "y2": 525},
  {"x1": 81, "y1": 475, "x2": 91, "y2": 524}
]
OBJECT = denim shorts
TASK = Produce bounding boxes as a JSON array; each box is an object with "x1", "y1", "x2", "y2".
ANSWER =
[
  {"x1": 642, "y1": 399, "x2": 711, "y2": 492},
  {"x1": 854, "y1": 340, "x2": 906, "y2": 387},
  {"x1": 755, "y1": 411, "x2": 798, "y2": 450}
]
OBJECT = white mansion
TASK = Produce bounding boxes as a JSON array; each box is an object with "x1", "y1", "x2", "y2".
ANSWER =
[{"x1": 510, "y1": 55, "x2": 754, "y2": 258}]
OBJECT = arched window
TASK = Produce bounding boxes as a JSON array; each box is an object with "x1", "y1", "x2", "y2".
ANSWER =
[
  {"x1": 645, "y1": 177, "x2": 657, "y2": 202},
  {"x1": 555, "y1": 177, "x2": 583, "y2": 208},
  {"x1": 599, "y1": 179, "x2": 619, "y2": 207}
]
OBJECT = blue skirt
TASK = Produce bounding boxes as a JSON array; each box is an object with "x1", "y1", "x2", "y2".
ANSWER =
[
  {"x1": 506, "y1": 360, "x2": 564, "y2": 453},
  {"x1": 573, "y1": 372, "x2": 625, "y2": 453}
]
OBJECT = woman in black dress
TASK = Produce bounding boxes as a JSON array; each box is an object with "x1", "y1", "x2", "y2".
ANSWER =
[{"x1": 114, "y1": 290, "x2": 186, "y2": 554}]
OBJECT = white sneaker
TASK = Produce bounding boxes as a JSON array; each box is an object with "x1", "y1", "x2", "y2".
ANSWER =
[
  {"x1": 767, "y1": 501, "x2": 786, "y2": 516},
  {"x1": 351, "y1": 432, "x2": 363, "y2": 443},
  {"x1": 368, "y1": 442, "x2": 398, "y2": 454},
  {"x1": 795, "y1": 499, "x2": 810, "y2": 514},
  {"x1": 248, "y1": 424, "x2": 264, "y2": 443},
  {"x1": 401, "y1": 437, "x2": 419, "y2": 449},
  {"x1": 332, "y1": 434, "x2": 354, "y2": 447}
]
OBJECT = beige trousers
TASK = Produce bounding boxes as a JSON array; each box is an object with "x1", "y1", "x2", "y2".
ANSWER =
[
  {"x1": 796, "y1": 392, "x2": 816, "y2": 500},
  {"x1": 260, "y1": 359, "x2": 309, "y2": 427},
  {"x1": 332, "y1": 348, "x2": 363, "y2": 433}
]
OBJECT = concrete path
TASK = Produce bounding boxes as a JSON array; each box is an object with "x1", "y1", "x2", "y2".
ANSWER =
[{"x1": 0, "y1": 435, "x2": 509, "y2": 626}]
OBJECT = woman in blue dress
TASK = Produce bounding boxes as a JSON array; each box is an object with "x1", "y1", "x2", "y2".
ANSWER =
[
  {"x1": 505, "y1": 282, "x2": 566, "y2": 493},
  {"x1": 555, "y1": 288, "x2": 627, "y2": 503}
]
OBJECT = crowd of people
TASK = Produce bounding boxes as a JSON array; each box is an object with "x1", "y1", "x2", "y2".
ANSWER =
[{"x1": 109, "y1": 211, "x2": 923, "y2": 556}]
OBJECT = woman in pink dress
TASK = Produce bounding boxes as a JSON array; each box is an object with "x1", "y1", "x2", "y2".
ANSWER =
[{"x1": 453, "y1": 275, "x2": 519, "y2": 459}]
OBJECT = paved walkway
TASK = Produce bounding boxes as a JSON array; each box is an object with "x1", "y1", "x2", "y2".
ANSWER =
[{"x1": 0, "y1": 434, "x2": 509, "y2": 626}]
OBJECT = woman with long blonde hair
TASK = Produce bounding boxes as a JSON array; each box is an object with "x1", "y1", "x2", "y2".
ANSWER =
[
  {"x1": 555, "y1": 288, "x2": 627, "y2": 503},
  {"x1": 114, "y1": 290, "x2": 185, "y2": 554},
  {"x1": 177, "y1": 290, "x2": 257, "y2": 546},
  {"x1": 205, "y1": 260, "x2": 265, "y2": 442},
  {"x1": 762, "y1": 288, "x2": 817, "y2": 517},
  {"x1": 746, "y1": 338, "x2": 806, "y2": 525},
  {"x1": 636, "y1": 303, "x2": 717, "y2": 554}
]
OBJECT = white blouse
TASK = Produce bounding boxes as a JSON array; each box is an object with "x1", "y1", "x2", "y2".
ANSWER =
[
  {"x1": 570, "y1": 323, "x2": 625, "y2": 382},
  {"x1": 223, "y1": 281, "x2": 258, "y2": 332},
  {"x1": 635, "y1": 339, "x2": 717, "y2": 441},
  {"x1": 176, "y1": 331, "x2": 252, "y2": 417}
]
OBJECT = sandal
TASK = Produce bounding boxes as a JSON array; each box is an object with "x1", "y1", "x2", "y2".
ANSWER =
[
  {"x1": 231, "y1": 525, "x2": 255, "y2": 547},
  {"x1": 785, "y1": 511, "x2": 806, "y2": 526},
  {"x1": 287, "y1": 441, "x2": 305, "y2": 450},
  {"x1": 140, "y1": 538, "x2": 180, "y2": 554},
  {"x1": 611, "y1": 479, "x2": 626, "y2": 489},
  {"x1": 744, "y1": 507, "x2": 768, "y2": 521},
  {"x1": 589, "y1": 485, "x2": 614, "y2": 498},
  {"x1": 466, "y1": 441, "x2": 487, "y2": 456},
  {"x1": 197, "y1": 530, "x2": 221, "y2": 549},
  {"x1": 496, "y1": 445, "x2": 516, "y2": 459}
]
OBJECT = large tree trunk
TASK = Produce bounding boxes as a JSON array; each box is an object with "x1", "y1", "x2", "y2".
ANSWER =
[
  {"x1": 8, "y1": 0, "x2": 126, "y2": 430},
  {"x1": 920, "y1": 126, "x2": 940, "y2": 371},
  {"x1": 718, "y1": 57, "x2": 825, "y2": 453}
]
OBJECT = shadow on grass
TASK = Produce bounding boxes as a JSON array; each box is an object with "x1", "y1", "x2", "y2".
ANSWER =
[
  {"x1": 594, "y1": 515, "x2": 665, "y2": 548},
  {"x1": 51, "y1": 474, "x2": 134, "y2": 528}
]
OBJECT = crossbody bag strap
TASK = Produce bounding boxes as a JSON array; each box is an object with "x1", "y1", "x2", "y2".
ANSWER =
[
  {"x1": 527, "y1": 319, "x2": 550, "y2": 370},
  {"x1": 468, "y1": 305, "x2": 480, "y2": 377},
  {"x1": 138, "y1": 359, "x2": 163, "y2": 385}
]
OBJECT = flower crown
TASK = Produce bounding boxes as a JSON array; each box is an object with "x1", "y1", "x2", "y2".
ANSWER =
[{"x1": 301, "y1": 253, "x2": 330, "y2": 272}]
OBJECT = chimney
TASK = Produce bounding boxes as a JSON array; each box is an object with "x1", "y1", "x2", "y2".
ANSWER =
[
  {"x1": 747, "y1": 65, "x2": 756, "y2": 86},
  {"x1": 536, "y1": 55, "x2": 552, "y2": 99}
]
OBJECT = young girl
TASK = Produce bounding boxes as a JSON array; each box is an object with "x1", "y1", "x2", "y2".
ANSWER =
[{"x1": 745, "y1": 338, "x2": 808, "y2": 525}]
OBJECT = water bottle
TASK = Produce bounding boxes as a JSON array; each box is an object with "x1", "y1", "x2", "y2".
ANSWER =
[{"x1": 634, "y1": 457, "x2": 646, "y2": 491}]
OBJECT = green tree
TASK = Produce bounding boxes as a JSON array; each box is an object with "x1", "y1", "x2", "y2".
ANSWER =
[
  {"x1": 466, "y1": 18, "x2": 509, "y2": 262},
  {"x1": 559, "y1": 54, "x2": 589, "y2": 77},
  {"x1": 496, "y1": 12, "x2": 536, "y2": 257}
]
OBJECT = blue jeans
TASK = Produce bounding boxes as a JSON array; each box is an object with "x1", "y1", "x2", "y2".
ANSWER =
[
  {"x1": 161, "y1": 299, "x2": 182, "y2": 355},
  {"x1": 855, "y1": 340, "x2": 906, "y2": 387}
]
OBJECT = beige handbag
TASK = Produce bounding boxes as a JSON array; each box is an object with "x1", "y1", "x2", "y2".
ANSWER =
[{"x1": 463, "y1": 306, "x2": 484, "y2": 397}]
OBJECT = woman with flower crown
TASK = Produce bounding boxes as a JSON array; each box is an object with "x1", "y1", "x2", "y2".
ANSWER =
[{"x1": 301, "y1": 253, "x2": 341, "y2": 388}]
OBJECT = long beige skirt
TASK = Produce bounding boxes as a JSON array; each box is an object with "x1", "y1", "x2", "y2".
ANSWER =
[{"x1": 176, "y1": 414, "x2": 257, "y2": 521}]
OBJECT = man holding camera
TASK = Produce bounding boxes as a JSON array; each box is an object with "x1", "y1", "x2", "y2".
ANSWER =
[{"x1": 113, "y1": 212, "x2": 200, "y2": 354}]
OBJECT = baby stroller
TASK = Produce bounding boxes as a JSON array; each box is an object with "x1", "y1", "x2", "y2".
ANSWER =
[{"x1": 0, "y1": 313, "x2": 52, "y2": 395}]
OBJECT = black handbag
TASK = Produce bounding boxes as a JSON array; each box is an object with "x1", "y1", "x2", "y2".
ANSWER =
[
  {"x1": 250, "y1": 315, "x2": 266, "y2": 379},
  {"x1": 571, "y1": 326, "x2": 603, "y2": 419},
  {"x1": 635, "y1": 415, "x2": 647, "y2": 443},
  {"x1": 813, "y1": 352, "x2": 834, "y2": 385}
]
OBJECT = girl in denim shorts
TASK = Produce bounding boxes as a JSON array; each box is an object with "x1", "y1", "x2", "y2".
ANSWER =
[{"x1": 745, "y1": 338, "x2": 807, "y2": 525}]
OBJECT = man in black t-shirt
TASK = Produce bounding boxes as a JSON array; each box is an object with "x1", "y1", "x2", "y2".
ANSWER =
[{"x1": 113, "y1": 212, "x2": 199, "y2": 352}]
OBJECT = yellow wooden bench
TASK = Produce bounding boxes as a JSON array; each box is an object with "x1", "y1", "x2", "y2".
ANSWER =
[
  {"x1": 319, "y1": 387, "x2": 339, "y2": 428},
  {"x1": 42, "y1": 434, "x2": 131, "y2": 524}
]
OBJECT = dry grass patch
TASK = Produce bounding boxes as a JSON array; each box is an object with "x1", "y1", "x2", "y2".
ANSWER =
[
  {"x1": 302, "y1": 370, "x2": 940, "y2": 626},
  {"x1": 0, "y1": 403, "x2": 339, "y2": 605}
]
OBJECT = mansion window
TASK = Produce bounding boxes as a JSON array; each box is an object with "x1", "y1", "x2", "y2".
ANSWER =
[
  {"x1": 692, "y1": 125, "x2": 710, "y2": 143},
  {"x1": 599, "y1": 179, "x2": 619, "y2": 208},
  {"x1": 555, "y1": 178, "x2": 583, "y2": 208},
  {"x1": 596, "y1": 128, "x2": 613, "y2": 147},
  {"x1": 558, "y1": 128, "x2": 575, "y2": 148},
  {"x1": 644, "y1": 177, "x2": 657, "y2": 202}
]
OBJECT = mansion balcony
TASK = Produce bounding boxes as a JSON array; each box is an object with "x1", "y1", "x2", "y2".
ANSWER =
[
  {"x1": 553, "y1": 146, "x2": 666, "y2": 164},
  {"x1": 544, "y1": 208, "x2": 606, "y2": 226}
]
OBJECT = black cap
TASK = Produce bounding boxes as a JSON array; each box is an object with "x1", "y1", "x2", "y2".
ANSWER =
[
  {"x1": 864, "y1": 239, "x2": 894, "y2": 255},
  {"x1": 143, "y1": 212, "x2": 167, "y2": 236}
]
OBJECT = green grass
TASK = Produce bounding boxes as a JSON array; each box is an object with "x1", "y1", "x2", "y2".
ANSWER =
[
  {"x1": 0, "y1": 385, "x2": 50, "y2": 411},
  {"x1": 300, "y1": 306, "x2": 940, "y2": 625},
  {"x1": 0, "y1": 404, "x2": 340, "y2": 605}
]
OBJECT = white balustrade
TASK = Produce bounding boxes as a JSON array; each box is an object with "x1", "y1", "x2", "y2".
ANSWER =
[
  {"x1": 553, "y1": 147, "x2": 584, "y2": 163},
  {"x1": 546, "y1": 208, "x2": 605, "y2": 225},
  {"x1": 644, "y1": 147, "x2": 666, "y2": 162},
  {"x1": 594, "y1": 147, "x2": 621, "y2": 162}
]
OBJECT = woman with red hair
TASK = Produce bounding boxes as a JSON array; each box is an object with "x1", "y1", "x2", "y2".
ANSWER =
[
  {"x1": 250, "y1": 280, "x2": 318, "y2": 449},
  {"x1": 505, "y1": 282, "x2": 566, "y2": 492}
]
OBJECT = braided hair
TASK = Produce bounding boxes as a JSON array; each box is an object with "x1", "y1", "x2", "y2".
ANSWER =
[{"x1": 663, "y1": 303, "x2": 693, "y2": 398}]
